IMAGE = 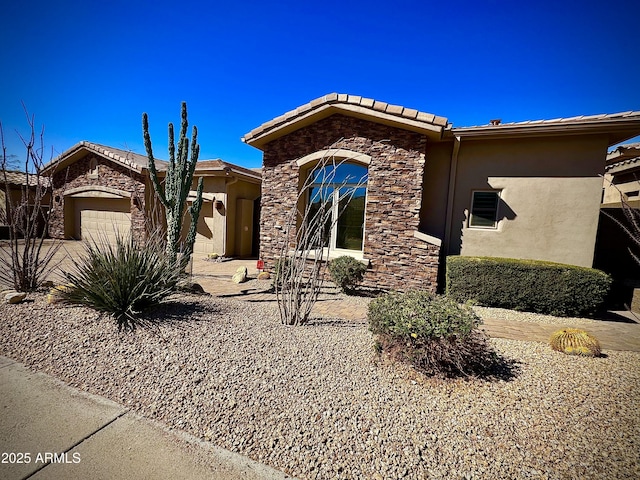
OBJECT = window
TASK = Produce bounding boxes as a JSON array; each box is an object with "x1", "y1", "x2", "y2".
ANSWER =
[
  {"x1": 469, "y1": 190, "x2": 500, "y2": 228},
  {"x1": 306, "y1": 162, "x2": 368, "y2": 253}
]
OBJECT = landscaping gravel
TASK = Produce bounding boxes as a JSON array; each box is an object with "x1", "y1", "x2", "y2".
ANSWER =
[{"x1": 1, "y1": 294, "x2": 639, "y2": 479}]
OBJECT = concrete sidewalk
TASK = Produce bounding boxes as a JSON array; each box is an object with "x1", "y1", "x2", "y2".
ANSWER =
[{"x1": 0, "y1": 356, "x2": 292, "y2": 480}]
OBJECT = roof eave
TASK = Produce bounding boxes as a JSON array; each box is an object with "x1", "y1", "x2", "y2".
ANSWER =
[
  {"x1": 243, "y1": 103, "x2": 446, "y2": 150},
  {"x1": 193, "y1": 167, "x2": 262, "y2": 183},
  {"x1": 451, "y1": 118, "x2": 640, "y2": 146},
  {"x1": 42, "y1": 141, "x2": 145, "y2": 175}
]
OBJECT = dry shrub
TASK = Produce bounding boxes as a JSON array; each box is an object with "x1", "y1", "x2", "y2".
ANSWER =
[{"x1": 369, "y1": 291, "x2": 507, "y2": 378}]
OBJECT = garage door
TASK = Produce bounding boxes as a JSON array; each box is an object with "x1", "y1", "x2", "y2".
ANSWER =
[{"x1": 74, "y1": 198, "x2": 131, "y2": 244}]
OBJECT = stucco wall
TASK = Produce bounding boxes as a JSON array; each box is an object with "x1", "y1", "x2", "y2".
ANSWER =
[
  {"x1": 182, "y1": 175, "x2": 260, "y2": 257},
  {"x1": 419, "y1": 141, "x2": 454, "y2": 240},
  {"x1": 448, "y1": 135, "x2": 609, "y2": 267},
  {"x1": 49, "y1": 153, "x2": 146, "y2": 241},
  {"x1": 259, "y1": 114, "x2": 440, "y2": 291},
  {"x1": 602, "y1": 169, "x2": 640, "y2": 205},
  {"x1": 183, "y1": 176, "x2": 227, "y2": 256},
  {"x1": 227, "y1": 179, "x2": 260, "y2": 257}
]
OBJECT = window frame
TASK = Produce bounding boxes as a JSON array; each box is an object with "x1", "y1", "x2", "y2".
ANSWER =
[
  {"x1": 469, "y1": 189, "x2": 501, "y2": 229},
  {"x1": 305, "y1": 161, "x2": 368, "y2": 259}
]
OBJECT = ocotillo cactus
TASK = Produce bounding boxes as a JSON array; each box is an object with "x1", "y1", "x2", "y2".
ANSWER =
[{"x1": 142, "y1": 102, "x2": 204, "y2": 267}]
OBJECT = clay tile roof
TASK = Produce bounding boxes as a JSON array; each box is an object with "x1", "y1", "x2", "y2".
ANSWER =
[
  {"x1": 81, "y1": 141, "x2": 167, "y2": 171},
  {"x1": 242, "y1": 93, "x2": 449, "y2": 148},
  {"x1": 43, "y1": 141, "x2": 258, "y2": 180},
  {"x1": 1, "y1": 170, "x2": 51, "y2": 187},
  {"x1": 605, "y1": 142, "x2": 640, "y2": 171},
  {"x1": 194, "y1": 159, "x2": 261, "y2": 180}
]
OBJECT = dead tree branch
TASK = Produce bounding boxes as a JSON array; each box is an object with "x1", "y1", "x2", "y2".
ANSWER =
[{"x1": 275, "y1": 141, "x2": 370, "y2": 325}]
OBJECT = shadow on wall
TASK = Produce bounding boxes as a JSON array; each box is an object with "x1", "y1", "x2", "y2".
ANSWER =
[
  {"x1": 450, "y1": 195, "x2": 517, "y2": 257},
  {"x1": 594, "y1": 208, "x2": 640, "y2": 309},
  {"x1": 436, "y1": 193, "x2": 516, "y2": 292}
]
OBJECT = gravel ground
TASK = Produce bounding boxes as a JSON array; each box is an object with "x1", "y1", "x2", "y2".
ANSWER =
[{"x1": 1, "y1": 293, "x2": 639, "y2": 479}]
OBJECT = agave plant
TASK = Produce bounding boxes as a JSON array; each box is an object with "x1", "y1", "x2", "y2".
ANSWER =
[
  {"x1": 60, "y1": 232, "x2": 183, "y2": 331},
  {"x1": 549, "y1": 328, "x2": 602, "y2": 357}
]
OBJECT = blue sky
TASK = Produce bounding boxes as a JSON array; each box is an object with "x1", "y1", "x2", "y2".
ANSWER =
[{"x1": 1, "y1": 0, "x2": 639, "y2": 169}]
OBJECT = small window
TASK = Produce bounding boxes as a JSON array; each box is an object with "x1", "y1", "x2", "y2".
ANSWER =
[{"x1": 470, "y1": 190, "x2": 500, "y2": 228}]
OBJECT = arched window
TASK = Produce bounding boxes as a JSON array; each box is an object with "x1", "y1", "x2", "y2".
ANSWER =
[{"x1": 306, "y1": 162, "x2": 368, "y2": 253}]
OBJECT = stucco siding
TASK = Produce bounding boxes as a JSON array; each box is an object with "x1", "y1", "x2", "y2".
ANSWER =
[
  {"x1": 420, "y1": 141, "x2": 454, "y2": 240},
  {"x1": 448, "y1": 134, "x2": 609, "y2": 267},
  {"x1": 182, "y1": 176, "x2": 227, "y2": 256},
  {"x1": 227, "y1": 180, "x2": 260, "y2": 257}
]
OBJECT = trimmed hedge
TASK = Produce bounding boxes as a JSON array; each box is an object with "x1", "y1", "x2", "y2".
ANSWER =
[{"x1": 445, "y1": 256, "x2": 612, "y2": 317}]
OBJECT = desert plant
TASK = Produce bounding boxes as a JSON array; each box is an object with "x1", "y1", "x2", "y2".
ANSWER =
[
  {"x1": 0, "y1": 105, "x2": 62, "y2": 291},
  {"x1": 59, "y1": 231, "x2": 182, "y2": 331},
  {"x1": 143, "y1": 102, "x2": 204, "y2": 267},
  {"x1": 446, "y1": 256, "x2": 612, "y2": 317},
  {"x1": 368, "y1": 291, "x2": 499, "y2": 377},
  {"x1": 274, "y1": 142, "x2": 369, "y2": 325},
  {"x1": 550, "y1": 328, "x2": 602, "y2": 357},
  {"x1": 271, "y1": 257, "x2": 291, "y2": 289},
  {"x1": 328, "y1": 255, "x2": 367, "y2": 293}
]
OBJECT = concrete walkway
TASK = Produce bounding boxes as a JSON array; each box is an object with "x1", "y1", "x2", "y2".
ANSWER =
[
  {"x1": 0, "y1": 356, "x2": 292, "y2": 480},
  {"x1": 190, "y1": 258, "x2": 640, "y2": 353}
]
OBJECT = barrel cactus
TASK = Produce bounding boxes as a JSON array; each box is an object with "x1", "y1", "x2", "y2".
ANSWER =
[{"x1": 549, "y1": 328, "x2": 601, "y2": 357}]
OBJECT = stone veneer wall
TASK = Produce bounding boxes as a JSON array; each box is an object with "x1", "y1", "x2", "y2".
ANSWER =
[
  {"x1": 49, "y1": 153, "x2": 147, "y2": 241},
  {"x1": 260, "y1": 114, "x2": 440, "y2": 292}
]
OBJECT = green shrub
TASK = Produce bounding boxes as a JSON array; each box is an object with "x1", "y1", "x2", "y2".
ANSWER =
[
  {"x1": 368, "y1": 291, "x2": 498, "y2": 377},
  {"x1": 60, "y1": 233, "x2": 183, "y2": 331},
  {"x1": 446, "y1": 256, "x2": 612, "y2": 317},
  {"x1": 328, "y1": 255, "x2": 367, "y2": 293}
]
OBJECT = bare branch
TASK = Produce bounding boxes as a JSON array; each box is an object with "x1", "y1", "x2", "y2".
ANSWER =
[{"x1": 274, "y1": 140, "x2": 371, "y2": 325}]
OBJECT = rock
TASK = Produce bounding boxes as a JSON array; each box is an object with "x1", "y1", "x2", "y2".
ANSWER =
[
  {"x1": 232, "y1": 266, "x2": 248, "y2": 284},
  {"x1": 6, "y1": 292, "x2": 27, "y2": 304},
  {"x1": 47, "y1": 284, "x2": 73, "y2": 304},
  {"x1": 257, "y1": 271, "x2": 271, "y2": 280},
  {"x1": 179, "y1": 282, "x2": 207, "y2": 294}
]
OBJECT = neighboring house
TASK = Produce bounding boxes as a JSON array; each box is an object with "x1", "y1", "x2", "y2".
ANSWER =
[
  {"x1": 0, "y1": 170, "x2": 51, "y2": 239},
  {"x1": 243, "y1": 93, "x2": 640, "y2": 291},
  {"x1": 41, "y1": 141, "x2": 261, "y2": 257},
  {"x1": 595, "y1": 143, "x2": 640, "y2": 301},
  {"x1": 602, "y1": 142, "x2": 640, "y2": 205}
]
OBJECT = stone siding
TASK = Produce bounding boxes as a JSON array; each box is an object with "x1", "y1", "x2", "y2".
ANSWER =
[
  {"x1": 259, "y1": 114, "x2": 440, "y2": 291},
  {"x1": 49, "y1": 154, "x2": 147, "y2": 241}
]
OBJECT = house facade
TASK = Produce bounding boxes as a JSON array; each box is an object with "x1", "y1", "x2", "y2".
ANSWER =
[
  {"x1": 595, "y1": 142, "x2": 640, "y2": 298},
  {"x1": 0, "y1": 171, "x2": 51, "y2": 239},
  {"x1": 43, "y1": 141, "x2": 261, "y2": 257},
  {"x1": 243, "y1": 93, "x2": 640, "y2": 291}
]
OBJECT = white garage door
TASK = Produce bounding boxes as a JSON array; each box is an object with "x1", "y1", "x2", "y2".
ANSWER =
[{"x1": 74, "y1": 198, "x2": 131, "y2": 244}]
